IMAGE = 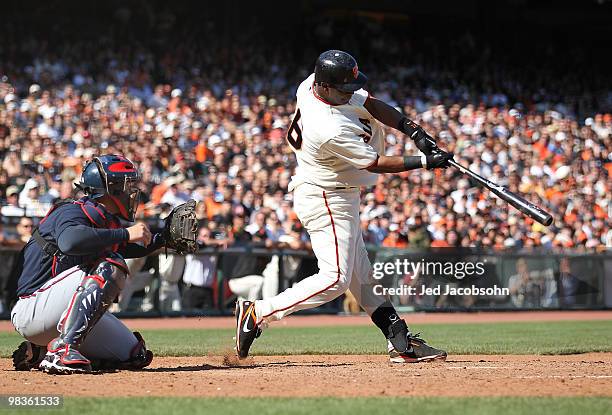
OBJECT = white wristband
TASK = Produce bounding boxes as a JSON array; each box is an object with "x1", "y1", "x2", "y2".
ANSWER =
[{"x1": 421, "y1": 155, "x2": 427, "y2": 168}]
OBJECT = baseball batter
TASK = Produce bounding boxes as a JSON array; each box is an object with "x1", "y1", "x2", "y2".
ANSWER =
[
  {"x1": 8, "y1": 155, "x2": 162, "y2": 374},
  {"x1": 236, "y1": 50, "x2": 452, "y2": 363}
]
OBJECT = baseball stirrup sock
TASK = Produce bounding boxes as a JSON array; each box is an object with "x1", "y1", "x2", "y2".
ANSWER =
[
  {"x1": 371, "y1": 302, "x2": 411, "y2": 353},
  {"x1": 371, "y1": 301, "x2": 400, "y2": 334}
]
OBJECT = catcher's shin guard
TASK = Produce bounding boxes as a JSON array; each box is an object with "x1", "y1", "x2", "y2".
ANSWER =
[
  {"x1": 58, "y1": 253, "x2": 128, "y2": 346},
  {"x1": 41, "y1": 253, "x2": 128, "y2": 374}
]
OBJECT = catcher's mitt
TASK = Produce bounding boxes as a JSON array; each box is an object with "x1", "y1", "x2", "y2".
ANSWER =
[{"x1": 162, "y1": 199, "x2": 198, "y2": 255}]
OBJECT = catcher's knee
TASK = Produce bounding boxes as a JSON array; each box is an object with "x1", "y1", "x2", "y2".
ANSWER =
[
  {"x1": 88, "y1": 253, "x2": 129, "y2": 291},
  {"x1": 91, "y1": 331, "x2": 154, "y2": 371}
]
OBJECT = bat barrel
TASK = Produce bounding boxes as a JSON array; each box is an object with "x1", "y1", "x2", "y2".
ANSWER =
[{"x1": 447, "y1": 159, "x2": 553, "y2": 226}]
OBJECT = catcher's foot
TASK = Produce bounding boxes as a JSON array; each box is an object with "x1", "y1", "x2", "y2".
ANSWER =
[
  {"x1": 235, "y1": 300, "x2": 261, "y2": 359},
  {"x1": 12, "y1": 341, "x2": 46, "y2": 371},
  {"x1": 388, "y1": 334, "x2": 447, "y2": 363},
  {"x1": 40, "y1": 339, "x2": 92, "y2": 375}
]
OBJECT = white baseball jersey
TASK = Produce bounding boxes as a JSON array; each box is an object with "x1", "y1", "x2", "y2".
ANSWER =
[{"x1": 287, "y1": 73, "x2": 384, "y2": 190}]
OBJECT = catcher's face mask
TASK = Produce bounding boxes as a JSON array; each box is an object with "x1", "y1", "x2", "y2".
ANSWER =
[
  {"x1": 84, "y1": 155, "x2": 141, "y2": 222},
  {"x1": 106, "y1": 175, "x2": 140, "y2": 222}
]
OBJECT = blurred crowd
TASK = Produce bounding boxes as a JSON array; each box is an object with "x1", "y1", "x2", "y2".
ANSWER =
[{"x1": 1, "y1": 6, "x2": 611, "y2": 254}]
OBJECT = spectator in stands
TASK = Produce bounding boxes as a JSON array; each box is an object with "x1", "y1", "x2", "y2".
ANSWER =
[
  {"x1": 115, "y1": 257, "x2": 155, "y2": 313},
  {"x1": 227, "y1": 228, "x2": 272, "y2": 302},
  {"x1": 161, "y1": 178, "x2": 191, "y2": 207},
  {"x1": 181, "y1": 227, "x2": 219, "y2": 311},
  {"x1": 15, "y1": 217, "x2": 34, "y2": 245},
  {"x1": 158, "y1": 253, "x2": 185, "y2": 312},
  {"x1": 19, "y1": 179, "x2": 49, "y2": 217},
  {"x1": 0, "y1": 4, "x2": 609, "y2": 258},
  {"x1": 382, "y1": 224, "x2": 408, "y2": 248},
  {"x1": 39, "y1": 176, "x2": 62, "y2": 204},
  {"x1": 1, "y1": 186, "x2": 24, "y2": 217},
  {"x1": 407, "y1": 215, "x2": 431, "y2": 249},
  {"x1": 0, "y1": 213, "x2": 21, "y2": 247},
  {"x1": 508, "y1": 259, "x2": 546, "y2": 308},
  {"x1": 555, "y1": 257, "x2": 582, "y2": 307}
]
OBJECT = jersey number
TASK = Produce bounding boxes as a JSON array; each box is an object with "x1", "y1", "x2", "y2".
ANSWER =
[
  {"x1": 287, "y1": 109, "x2": 303, "y2": 150},
  {"x1": 359, "y1": 118, "x2": 372, "y2": 143}
]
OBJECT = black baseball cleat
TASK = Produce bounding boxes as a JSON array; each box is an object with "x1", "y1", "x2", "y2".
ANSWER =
[
  {"x1": 12, "y1": 341, "x2": 46, "y2": 371},
  {"x1": 388, "y1": 333, "x2": 447, "y2": 363},
  {"x1": 39, "y1": 339, "x2": 92, "y2": 375},
  {"x1": 235, "y1": 299, "x2": 261, "y2": 359}
]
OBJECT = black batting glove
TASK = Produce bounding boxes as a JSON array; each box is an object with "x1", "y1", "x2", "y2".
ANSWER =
[
  {"x1": 413, "y1": 129, "x2": 437, "y2": 155},
  {"x1": 398, "y1": 117, "x2": 437, "y2": 155},
  {"x1": 426, "y1": 152, "x2": 454, "y2": 170}
]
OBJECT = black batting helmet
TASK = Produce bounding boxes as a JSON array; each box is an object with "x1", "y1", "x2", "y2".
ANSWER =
[
  {"x1": 314, "y1": 50, "x2": 367, "y2": 93},
  {"x1": 76, "y1": 154, "x2": 140, "y2": 221}
]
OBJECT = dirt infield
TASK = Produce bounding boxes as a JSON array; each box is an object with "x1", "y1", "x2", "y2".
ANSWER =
[
  {"x1": 2, "y1": 311, "x2": 611, "y2": 398},
  {"x1": 2, "y1": 354, "x2": 611, "y2": 397}
]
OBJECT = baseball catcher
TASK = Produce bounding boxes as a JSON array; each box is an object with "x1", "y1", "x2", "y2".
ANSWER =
[
  {"x1": 236, "y1": 50, "x2": 450, "y2": 363},
  {"x1": 8, "y1": 154, "x2": 196, "y2": 374}
]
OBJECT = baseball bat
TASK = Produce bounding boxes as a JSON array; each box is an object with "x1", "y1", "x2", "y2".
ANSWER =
[{"x1": 447, "y1": 159, "x2": 553, "y2": 226}]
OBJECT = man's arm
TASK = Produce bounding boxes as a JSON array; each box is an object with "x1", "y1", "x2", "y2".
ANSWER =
[
  {"x1": 366, "y1": 154, "x2": 452, "y2": 173},
  {"x1": 362, "y1": 95, "x2": 453, "y2": 173},
  {"x1": 363, "y1": 95, "x2": 404, "y2": 129},
  {"x1": 363, "y1": 96, "x2": 437, "y2": 155},
  {"x1": 120, "y1": 233, "x2": 165, "y2": 258},
  {"x1": 57, "y1": 225, "x2": 129, "y2": 255}
]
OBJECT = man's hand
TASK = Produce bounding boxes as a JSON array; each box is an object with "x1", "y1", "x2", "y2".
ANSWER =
[
  {"x1": 425, "y1": 151, "x2": 454, "y2": 170},
  {"x1": 411, "y1": 128, "x2": 437, "y2": 155},
  {"x1": 127, "y1": 222, "x2": 152, "y2": 246},
  {"x1": 397, "y1": 117, "x2": 437, "y2": 155}
]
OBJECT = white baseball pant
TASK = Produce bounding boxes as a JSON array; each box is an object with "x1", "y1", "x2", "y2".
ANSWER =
[
  {"x1": 254, "y1": 183, "x2": 385, "y2": 324},
  {"x1": 11, "y1": 265, "x2": 139, "y2": 361}
]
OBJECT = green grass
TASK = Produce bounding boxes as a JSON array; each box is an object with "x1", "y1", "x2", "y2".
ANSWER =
[
  {"x1": 1, "y1": 320, "x2": 611, "y2": 357},
  {"x1": 6, "y1": 397, "x2": 612, "y2": 415},
  {"x1": 3, "y1": 321, "x2": 611, "y2": 415}
]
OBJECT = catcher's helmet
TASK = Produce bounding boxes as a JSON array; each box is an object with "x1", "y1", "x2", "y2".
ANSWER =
[
  {"x1": 76, "y1": 155, "x2": 140, "y2": 221},
  {"x1": 314, "y1": 50, "x2": 367, "y2": 93}
]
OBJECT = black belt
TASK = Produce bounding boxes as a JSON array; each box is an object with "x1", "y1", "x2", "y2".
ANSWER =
[{"x1": 334, "y1": 186, "x2": 358, "y2": 190}]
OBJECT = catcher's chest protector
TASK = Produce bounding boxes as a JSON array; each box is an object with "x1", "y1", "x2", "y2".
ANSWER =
[{"x1": 35, "y1": 199, "x2": 124, "y2": 264}]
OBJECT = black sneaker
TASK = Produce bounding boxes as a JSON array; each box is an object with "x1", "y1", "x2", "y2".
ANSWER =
[
  {"x1": 235, "y1": 300, "x2": 261, "y2": 359},
  {"x1": 12, "y1": 341, "x2": 46, "y2": 371},
  {"x1": 388, "y1": 333, "x2": 447, "y2": 363}
]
